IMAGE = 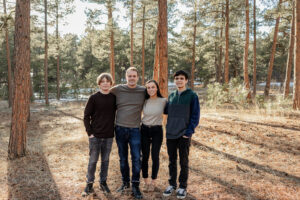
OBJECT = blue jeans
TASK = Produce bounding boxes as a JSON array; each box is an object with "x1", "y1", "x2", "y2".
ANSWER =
[
  {"x1": 115, "y1": 125, "x2": 141, "y2": 186},
  {"x1": 86, "y1": 137, "x2": 113, "y2": 183}
]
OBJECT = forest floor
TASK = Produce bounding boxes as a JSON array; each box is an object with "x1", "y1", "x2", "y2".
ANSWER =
[{"x1": 0, "y1": 100, "x2": 300, "y2": 200}]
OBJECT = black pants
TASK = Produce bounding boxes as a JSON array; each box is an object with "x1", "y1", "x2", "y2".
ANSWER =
[
  {"x1": 167, "y1": 136, "x2": 191, "y2": 189},
  {"x1": 141, "y1": 124, "x2": 163, "y2": 179}
]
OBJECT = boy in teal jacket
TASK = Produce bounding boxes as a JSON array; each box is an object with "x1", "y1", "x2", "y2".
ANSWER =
[{"x1": 163, "y1": 70, "x2": 200, "y2": 199}]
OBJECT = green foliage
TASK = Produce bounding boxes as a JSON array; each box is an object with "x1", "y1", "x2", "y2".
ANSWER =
[{"x1": 205, "y1": 78, "x2": 250, "y2": 109}]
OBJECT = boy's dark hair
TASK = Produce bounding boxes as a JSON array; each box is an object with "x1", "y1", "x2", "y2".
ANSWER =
[
  {"x1": 173, "y1": 70, "x2": 189, "y2": 80},
  {"x1": 145, "y1": 80, "x2": 164, "y2": 99}
]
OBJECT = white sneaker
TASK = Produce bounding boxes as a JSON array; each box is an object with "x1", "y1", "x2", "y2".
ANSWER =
[
  {"x1": 176, "y1": 188, "x2": 187, "y2": 199},
  {"x1": 163, "y1": 185, "x2": 176, "y2": 197}
]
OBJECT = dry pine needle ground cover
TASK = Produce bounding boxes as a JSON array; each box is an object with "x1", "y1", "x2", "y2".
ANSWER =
[{"x1": 0, "y1": 101, "x2": 299, "y2": 200}]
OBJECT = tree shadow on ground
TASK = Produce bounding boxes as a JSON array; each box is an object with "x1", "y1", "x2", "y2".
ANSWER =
[
  {"x1": 56, "y1": 109, "x2": 82, "y2": 121},
  {"x1": 224, "y1": 116, "x2": 300, "y2": 132},
  {"x1": 201, "y1": 126, "x2": 300, "y2": 155},
  {"x1": 189, "y1": 166, "x2": 265, "y2": 200},
  {"x1": 7, "y1": 112, "x2": 61, "y2": 200},
  {"x1": 191, "y1": 140, "x2": 300, "y2": 185}
]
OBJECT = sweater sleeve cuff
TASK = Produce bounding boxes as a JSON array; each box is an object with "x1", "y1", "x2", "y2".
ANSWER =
[{"x1": 184, "y1": 129, "x2": 193, "y2": 137}]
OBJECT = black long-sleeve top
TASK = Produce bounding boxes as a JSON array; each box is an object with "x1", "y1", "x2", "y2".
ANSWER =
[{"x1": 83, "y1": 91, "x2": 116, "y2": 138}]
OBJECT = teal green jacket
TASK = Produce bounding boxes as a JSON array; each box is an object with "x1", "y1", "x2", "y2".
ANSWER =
[{"x1": 164, "y1": 88, "x2": 200, "y2": 139}]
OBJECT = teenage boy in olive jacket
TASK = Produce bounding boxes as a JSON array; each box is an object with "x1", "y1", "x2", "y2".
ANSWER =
[{"x1": 163, "y1": 70, "x2": 200, "y2": 199}]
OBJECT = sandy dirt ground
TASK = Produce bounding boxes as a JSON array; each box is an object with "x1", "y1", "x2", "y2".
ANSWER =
[{"x1": 0, "y1": 101, "x2": 299, "y2": 200}]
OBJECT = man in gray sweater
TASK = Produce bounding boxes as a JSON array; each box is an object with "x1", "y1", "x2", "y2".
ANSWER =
[{"x1": 110, "y1": 67, "x2": 145, "y2": 199}]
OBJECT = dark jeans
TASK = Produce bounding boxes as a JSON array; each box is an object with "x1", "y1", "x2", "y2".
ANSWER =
[
  {"x1": 167, "y1": 136, "x2": 191, "y2": 189},
  {"x1": 86, "y1": 137, "x2": 113, "y2": 183},
  {"x1": 115, "y1": 125, "x2": 141, "y2": 186},
  {"x1": 141, "y1": 124, "x2": 163, "y2": 179}
]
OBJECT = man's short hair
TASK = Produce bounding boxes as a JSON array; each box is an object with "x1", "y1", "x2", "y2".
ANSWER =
[
  {"x1": 97, "y1": 73, "x2": 114, "y2": 85},
  {"x1": 126, "y1": 66, "x2": 139, "y2": 76},
  {"x1": 173, "y1": 70, "x2": 189, "y2": 80}
]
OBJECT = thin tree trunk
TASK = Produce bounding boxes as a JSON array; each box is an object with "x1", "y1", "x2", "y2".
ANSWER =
[
  {"x1": 3, "y1": 0, "x2": 13, "y2": 107},
  {"x1": 56, "y1": 0, "x2": 60, "y2": 100},
  {"x1": 44, "y1": 0, "x2": 49, "y2": 105},
  {"x1": 218, "y1": 7, "x2": 224, "y2": 83},
  {"x1": 191, "y1": 1, "x2": 197, "y2": 90},
  {"x1": 158, "y1": 0, "x2": 168, "y2": 97},
  {"x1": 108, "y1": 1, "x2": 115, "y2": 81},
  {"x1": 293, "y1": 0, "x2": 300, "y2": 109},
  {"x1": 141, "y1": 5, "x2": 145, "y2": 85},
  {"x1": 8, "y1": 0, "x2": 30, "y2": 159},
  {"x1": 153, "y1": 26, "x2": 159, "y2": 82},
  {"x1": 264, "y1": 0, "x2": 282, "y2": 97},
  {"x1": 224, "y1": 0, "x2": 230, "y2": 84},
  {"x1": 130, "y1": 0, "x2": 134, "y2": 66},
  {"x1": 253, "y1": 0, "x2": 257, "y2": 96},
  {"x1": 244, "y1": 0, "x2": 251, "y2": 100},
  {"x1": 284, "y1": 3, "x2": 295, "y2": 98}
]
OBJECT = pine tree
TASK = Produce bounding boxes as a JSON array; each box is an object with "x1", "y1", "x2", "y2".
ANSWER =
[
  {"x1": 8, "y1": 0, "x2": 31, "y2": 159},
  {"x1": 293, "y1": 0, "x2": 300, "y2": 109},
  {"x1": 264, "y1": 0, "x2": 282, "y2": 97},
  {"x1": 284, "y1": 1, "x2": 295, "y2": 98}
]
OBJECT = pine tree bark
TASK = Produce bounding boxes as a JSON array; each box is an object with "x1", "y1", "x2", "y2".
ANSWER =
[
  {"x1": 3, "y1": 0, "x2": 13, "y2": 107},
  {"x1": 264, "y1": 0, "x2": 282, "y2": 97},
  {"x1": 284, "y1": 2, "x2": 295, "y2": 98},
  {"x1": 130, "y1": 0, "x2": 134, "y2": 66},
  {"x1": 191, "y1": 1, "x2": 197, "y2": 90},
  {"x1": 253, "y1": 0, "x2": 257, "y2": 96},
  {"x1": 44, "y1": 0, "x2": 49, "y2": 105},
  {"x1": 108, "y1": 0, "x2": 115, "y2": 81},
  {"x1": 56, "y1": 0, "x2": 60, "y2": 100},
  {"x1": 8, "y1": 0, "x2": 30, "y2": 159},
  {"x1": 153, "y1": 25, "x2": 159, "y2": 82},
  {"x1": 244, "y1": 0, "x2": 251, "y2": 100},
  {"x1": 158, "y1": 0, "x2": 168, "y2": 97},
  {"x1": 224, "y1": 0, "x2": 230, "y2": 84},
  {"x1": 293, "y1": 0, "x2": 300, "y2": 109},
  {"x1": 141, "y1": 5, "x2": 145, "y2": 85}
]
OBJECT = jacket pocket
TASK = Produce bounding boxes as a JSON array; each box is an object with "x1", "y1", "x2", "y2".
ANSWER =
[{"x1": 166, "y1": 117, "x2": 187, "y2": 136}]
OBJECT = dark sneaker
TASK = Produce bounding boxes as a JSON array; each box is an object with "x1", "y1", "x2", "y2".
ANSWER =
[
  {"x1": 117, "y1": 182, "x2": 130, "y2": 193},
  {"x1": 132, "y1": 186, "x2": 143, "y2": 199},
  {"x1": 176, "y1": 188, "x2": 187, "y2": 199},
  {"x1": 163, "y1": 185, "x2": 176, "y2": 197},
  {"x1": 99, "y1": 181, "x2": 111, "y2": 193},
  {"x1": 81, "y1": 183, "x2": 94, "y2": 197}
]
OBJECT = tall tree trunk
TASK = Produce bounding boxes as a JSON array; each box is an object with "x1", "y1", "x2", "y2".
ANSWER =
[
  {"x1": 294, "y1": 0, "x2": 300, "y2": 109},
  {"x1": 158, "y1": 0, "x2": 168, "y2": 97},
  {"x1": 215, "y1": 38, "x2": 218, "y2": 82},
  {"x1": 44, "y1": 0, "x2": 49, "y2": 105},
  {"x1": 191, "y1": 1, "x2": 197, "y2": 90},
  {"x1": 130, "y1": 0, "x2": 134, "y2": 66},
  {"x1": 244, "y1": 0, "x2": 251, "y2": 100},
  {"x1": 284, "y1": 3, "x2": 295, "y2": 98},
  {"x1": 56, "y1": 0, "x2": 60, "y2": 100},
  {"x1": 253, "y1": 0, "x2": 257, "y2": 96},
  {"x1": 153, "y1": 26, "x2": 159, "y2": 82},
  {"x1": 141, "y1": 5, "x2": 145, "y2": 85},
  {"x1": 264, "y1": 0, "x2": 282, "y2": 97},
  {"x1": 8, "y1": 0, "x2": 30, "y2": 159},
  {"x1": 3, "y1": 0, "x2": 13, "y2": 107},
  {"x1": 224, "y1": 0, "x2": 230, "y2": 84},
  {"x1": 217, "y1": 7, "x2": 224, "y2": 83},
  {"x1": 108, "y1": 0, "x2": 115, "y2": 81}
]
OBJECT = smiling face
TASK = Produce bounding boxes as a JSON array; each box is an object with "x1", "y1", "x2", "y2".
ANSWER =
[
  {"x1": 126, "y1": 70, "x2": 139, "y2": 88},
  {"x1": 174, "y1": 75, "x2": 188, "y2": 91},
  {"x1": 98, "y1": 77, "x2": 112, "y2": 92},
  {"x1": 146, "y1": 82, "x2": 158, "y2": 98}
]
